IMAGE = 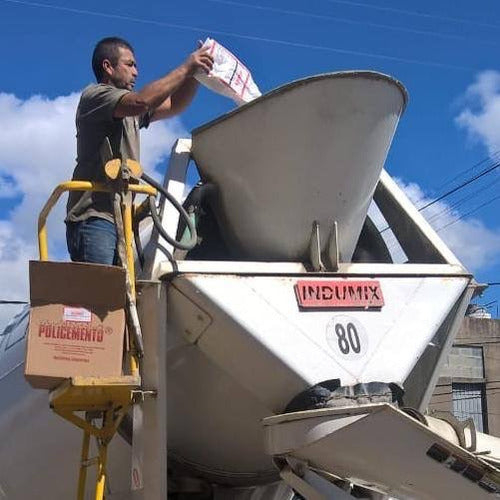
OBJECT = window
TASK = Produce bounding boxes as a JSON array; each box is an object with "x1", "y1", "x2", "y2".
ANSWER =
[
  {"x1": 452, "y1": 382, "x2": 488, "y2": 433},
  {"x1": 441, "y1": 346, "x2": 488, "y2": 432}
]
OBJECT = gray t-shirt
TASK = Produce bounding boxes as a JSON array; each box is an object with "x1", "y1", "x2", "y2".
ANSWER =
[{"x1": 66, "y1": 83, "x2": 150, "y2": 223}]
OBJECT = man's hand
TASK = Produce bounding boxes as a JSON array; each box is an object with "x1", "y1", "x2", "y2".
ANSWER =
[{"x1": 184, "y1": 46, "x2": 214, "y2": 75}]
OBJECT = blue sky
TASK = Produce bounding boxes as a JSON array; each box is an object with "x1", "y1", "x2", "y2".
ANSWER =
[{"x1": 1, "y1": 0, "x2": 500, "y2": 320}]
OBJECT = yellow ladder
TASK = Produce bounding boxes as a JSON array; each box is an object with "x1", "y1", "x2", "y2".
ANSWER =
[
  {"x1": 37, "y1": 160, "x2": 156, "y2": 499},
  {"x1": 50, "y1": 376, "x2": 140, "y2": 500}
]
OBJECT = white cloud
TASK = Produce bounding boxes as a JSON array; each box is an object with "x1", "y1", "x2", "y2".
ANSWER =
[
  {"x1": 456, "y1": 70, "x2": 500, "y2": 155},
  {"x1": 0, "y1": 90, "x2": 187, "y2": 317},
  {"x1": 0, "y1": 175, "x2": 20, "y2": 199},
  {"x1": 444, "y1": 70, "x2": 500, "y2": 270},
  {"x1": 0, "y1": 221, "x2": 32, "y2": 329},
  {"x1": 395, "y1": 179, "x2": 500, "y2": 272},
  {"x1": 141, "y1": 119, "x2": 187, "y2": 174}
]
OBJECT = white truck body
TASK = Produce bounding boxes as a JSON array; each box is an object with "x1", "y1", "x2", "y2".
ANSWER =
[{"x1": 1, "y1": 71, "x2": 498, "y2": 499}]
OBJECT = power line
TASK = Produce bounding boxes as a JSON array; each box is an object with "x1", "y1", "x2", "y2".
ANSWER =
[
  {"x1": 426, "y1": 176, "x2": 500, "y2": 225},
  {"x1": 437, "y1": 193, "x2": 500, "y2": 232},
  {"x1": 379, "y1": 156, "x2": 500, "y2": 235},
  {"x1": 380, "y1": 154, "x2": 500, "y2": 239},
  {"x1": 0, "y1": 0, "x2": 477, "y2": 71},
  {"x1": 433, "y1": 151, "x2": 500, "y2": 193},
  {"x1": 324, "y1": 0, "x2": 500, "y2": 31},
  {"x1": 207, "y1": 0, "x2": 499, "y2": 46},
  {"x1": 419, "y1": 161, "x2": 500, "y2": 212},
  {"x1": 411, "y1": 155, "x2": 500, "y2": 232},
  {"x1": 427, "y1": 181, "x2": 497, "y2": 222},
  {"x1": 423, "y1": 155, "x2": 500, "y2": 230},
  {"x1": 0, "y1": 300, "x2": 27, "y2": 305}
]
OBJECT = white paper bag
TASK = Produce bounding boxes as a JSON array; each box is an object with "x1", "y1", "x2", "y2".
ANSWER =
[{"x1": 195, "y1": 38, "x2": 261, "y2": 105}]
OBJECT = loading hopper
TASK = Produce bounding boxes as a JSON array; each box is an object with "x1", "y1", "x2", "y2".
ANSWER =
[{"x1": 192, "y1": 71, "x2": 407, "y2": 262}]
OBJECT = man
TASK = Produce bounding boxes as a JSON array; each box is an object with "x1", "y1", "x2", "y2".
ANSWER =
[{"x1": 66, "y1": 37, "x2": 213, "y2": 264}]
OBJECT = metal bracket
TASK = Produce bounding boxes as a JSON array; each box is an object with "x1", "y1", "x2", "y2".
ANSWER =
[
  {"x1": 429, "y1": 411, "x2": 477, "y2": 452},
  {"x1": 309, "y1": 221, "x2": 325, "y2": 272},
  {"x1": 326, "y1": 221, "x2": 339, "y2": 272},
  {"x1": 132, "y1": 389, "x2": 158, "y2": 403},
  {"x1": 309, "y1": 220, "x2": 340, "y2": 272}
]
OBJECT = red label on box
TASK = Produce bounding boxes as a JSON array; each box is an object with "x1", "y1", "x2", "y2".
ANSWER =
[
  {"x1": 295, "y1": 280, "x2": 384, "y2": 309},
  {"x1": 63, "y1": 306, "x2": 92, "y2": 323}
]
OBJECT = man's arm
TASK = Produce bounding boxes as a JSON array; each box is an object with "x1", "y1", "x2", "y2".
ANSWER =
[
  {"x1": 149, "y1": 77, "x2": 199, "y2": 122},
  {"x1": 114, "y1": 47, "x2": 212, "y2": 119}
]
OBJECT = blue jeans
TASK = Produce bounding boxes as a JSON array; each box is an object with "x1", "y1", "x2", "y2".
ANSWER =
[{"x1": 66, "y1": 217, "x2": 118, "y2": 265}]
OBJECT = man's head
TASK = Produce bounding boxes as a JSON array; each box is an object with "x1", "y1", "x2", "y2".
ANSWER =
[{"x1": 92, "y1": 37, "x2": 138, "y2": 90}]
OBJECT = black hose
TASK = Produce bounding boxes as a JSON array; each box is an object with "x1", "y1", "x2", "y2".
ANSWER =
[
  {"x1": 141, "y1": 172, "x2": 197, "y2": 251},
  {"x1": 133, "y1": 218, "x2": 145, "y2": 270},
  {"x1": 132, "y1": 197, "x2": 152, "y2": 269},
  {"x1": 148, "y1": 196, "x2": 195, "y2": 251}
]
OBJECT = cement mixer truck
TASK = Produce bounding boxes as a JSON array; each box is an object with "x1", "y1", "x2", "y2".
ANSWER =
[{"x1": 1, "y1": 71, "x2": 500, "y2": 499}]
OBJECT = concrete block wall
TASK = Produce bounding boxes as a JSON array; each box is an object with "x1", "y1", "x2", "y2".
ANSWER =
[{"x1": 429, "y1": 317, "x2": 500, "y2": 436}]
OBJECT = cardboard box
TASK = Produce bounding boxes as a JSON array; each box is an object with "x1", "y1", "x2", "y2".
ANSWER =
[{"x1": 25, "y1": 260, "x2": 126, "y2": 389}]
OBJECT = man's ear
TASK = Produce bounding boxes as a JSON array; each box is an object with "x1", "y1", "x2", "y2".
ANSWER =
[{"x1": 102, "y1": 59, "x2": 113, "y2": 76}]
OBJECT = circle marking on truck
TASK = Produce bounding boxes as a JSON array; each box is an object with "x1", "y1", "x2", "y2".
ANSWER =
[{"x1": 326, "y1": 315, "x2": 368, "y2": 360}]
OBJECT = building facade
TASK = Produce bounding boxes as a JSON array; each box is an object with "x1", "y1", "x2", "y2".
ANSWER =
[{"x1": 429, "y1": 317, "x2": 500, "y2": 436}]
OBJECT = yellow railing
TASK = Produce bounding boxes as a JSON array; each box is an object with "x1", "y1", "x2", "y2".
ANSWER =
[{"x1": 37, "y1": 180, "x2": 157, "y2": 263}]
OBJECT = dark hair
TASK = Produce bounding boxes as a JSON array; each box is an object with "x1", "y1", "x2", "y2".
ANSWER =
[{"x1": 92, "y1": 37, "x2": 134, "y2": 82}]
